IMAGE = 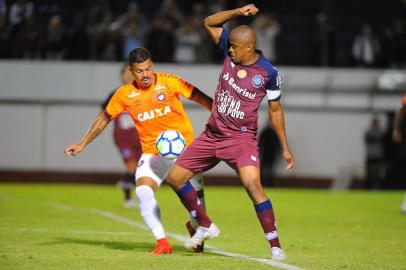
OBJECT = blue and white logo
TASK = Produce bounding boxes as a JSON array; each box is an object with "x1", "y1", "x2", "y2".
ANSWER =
[{"x1": 251, "y1": 75, "x2": 265, "y2": 88}]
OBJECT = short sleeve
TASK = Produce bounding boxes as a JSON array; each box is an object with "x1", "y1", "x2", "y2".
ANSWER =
[
  {"x1": 403, "y1": 92, "x2": 406, "y2": 107},
  {"x1": 266, "y1": 70, "x2": 282, "y2": 101},
  {"x1": 105, "y1": 88, "x2": 126, "y2": 119},
  {"x1": 218, "y1": 28, "x2": 229, "y2": 58},
  {"x1": 165, "y1": 74, "x2": 195, "y2": 99}
]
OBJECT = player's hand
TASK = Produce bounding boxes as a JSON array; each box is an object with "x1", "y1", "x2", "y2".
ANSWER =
[
  {"x1": 282, "y1": 148, "x2": 295, "y2": 171},
  {"x1": 64, "y1": 144, "x2": 84, "y2": 157},
  {"x1": 237, "y1": 4, "x2": 259, "y2": 16}
]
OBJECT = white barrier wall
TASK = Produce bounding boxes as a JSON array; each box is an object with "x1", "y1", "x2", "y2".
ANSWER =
[{"x1": 0, "y1": 61, "x2": 402, "y2": 179}]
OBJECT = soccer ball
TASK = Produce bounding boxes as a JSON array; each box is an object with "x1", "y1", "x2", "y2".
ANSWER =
[{"x1": 155, "y1": 130, "x2": 186, "y2": 160}]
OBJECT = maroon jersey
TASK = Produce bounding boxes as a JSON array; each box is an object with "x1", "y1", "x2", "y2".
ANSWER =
[
  {"x1": 207, "y1": 28, "x2": 282, "y2": 137},
  {"x1": 102, "y1": 91, "x2": 140, "y2": 145}
]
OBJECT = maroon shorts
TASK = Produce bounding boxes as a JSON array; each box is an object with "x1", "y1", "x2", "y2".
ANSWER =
[
  {"x1": 176, "y1": 129, "x2": 259, "y2": 173},
  {"x1": 115, "y1": 141, "x2": 142, "y2": 163}
]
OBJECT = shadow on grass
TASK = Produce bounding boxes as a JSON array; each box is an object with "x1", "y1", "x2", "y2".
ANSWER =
[{"x1": 39, "y1": 237, "x2": 196, "y2": 255}]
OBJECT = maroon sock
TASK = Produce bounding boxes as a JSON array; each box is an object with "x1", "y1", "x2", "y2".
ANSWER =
[
  {"x1": 175, "y1": 182, "x2": 212, "y2": 227},
  {"x1": 255, "y1": 199, "x2": 281, "y2": 248}
]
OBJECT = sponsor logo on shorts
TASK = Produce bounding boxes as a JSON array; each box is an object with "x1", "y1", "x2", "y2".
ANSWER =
[
  {"x1": 137, "y1": 160, "x2": 144, "y2": 167},
  {"x1": 250, "y1": 155, "x2": 257, "y2": 161}
]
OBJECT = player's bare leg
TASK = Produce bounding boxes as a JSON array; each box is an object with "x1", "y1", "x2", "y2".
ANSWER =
[
  {"x1": 166, "y1": 164, "x2": 220, "y2": 249},
  {"x1": 135, "y1": 177, "x2": 172, "y2": 255},
  {"x1": 239, "y1": 166, "x2": 286, "y2": 260}
]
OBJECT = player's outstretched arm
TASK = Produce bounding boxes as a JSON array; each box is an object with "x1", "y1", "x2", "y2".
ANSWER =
[
  {"x1": 204, "y1": 4, "x2": 259, "y2": 43},
  {"x1": 189, "y1": 87, "x2": 213, "y2": 111},
  {"x1": 268, "y1": 101, "x2": 295, "y2": 171},
  {"x1": 64, "y1": 111, "x2": 111, "y2": 156}
]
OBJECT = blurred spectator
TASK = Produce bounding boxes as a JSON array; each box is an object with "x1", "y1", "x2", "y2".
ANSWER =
[
  {"x1": 115, "y1": 2, "x2": 148, "y2": 60},
  {"x1": 190, "y1": 2, "x2": 212, "y2": 63},
  {"x1": 157, "y1": 0, "x2": 185, "y2": 28},
  {"x1": 93, "y1": 20, "x2": 109, "y2": 60},
  {"x1": 88, "y1": 0, "x2": 113, "y2": 60},
  {"x1": 116, "y1": 2, "x2": 148, "y2": 39},
  {"x1": 122, "y1": 21, "x2": 143, "y2": 60},
  {"x1": 44, "y1": 15, "x2": 67, "y2": 60},
  {"x1": 174, "y1": 19, "x2": 200, "y2": 63},
  {"x1": 99, "y1": 22, "x2": 123, "y2": 61},
  {"x1": 9, "y1": 0, "x2": 34, "y2": 27},
  {"x1": 9, "y1": 0, "x2": 35, "y2": 58},
  {"x1": 0, "y1": 0, "x2": 403, "y2": 66},
  {"x1": 144, "y1": 17, "x2": 174, "y2": 62},
  {"x1": 65, "y1": 13, "x2": 90, "y2": 60},
  {"x1": 20, "y1": 15, "x2": 43, "y2": 59},
  {"x1": 0, "y1": 0, "x2": 8, "y2": 58},
  {"x1": 352, "y1": 23, "x2": 380, "y2": 67},
  {"x1": 364, "y1": 115, "x2": 385, "y2": 189},
  {"x1": 383, "y1": 19, "x2": 406, "y2": 69},
  {"x1": 0, "y1": 0, "x2": 6, "y2": 17},
  {"x1": 251, "y1": 13, "x2": 280, "y2": 63},
  {"x1": 88, "y1": 0, "x2": 112, "y2": 27},
  {"x1": 316, "y1": 12, "x2": 335, "y2": 67},
  {"x1": 208, "y1": 0, "x2": 226, "y2": 14}
]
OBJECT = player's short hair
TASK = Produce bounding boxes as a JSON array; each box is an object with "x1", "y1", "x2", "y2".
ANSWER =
[{"x1": 128, "y1": 48, "x2": 151, "y2": 65}]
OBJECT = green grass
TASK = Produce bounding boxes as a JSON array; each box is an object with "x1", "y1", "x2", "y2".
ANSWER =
[{"x1": 0, "y1": 184, "x2": 406, "y2": 270}]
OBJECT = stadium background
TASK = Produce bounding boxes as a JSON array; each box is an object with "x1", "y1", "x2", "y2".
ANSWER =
[{"x1": 0, "y1": 0, "x2": 405, "y2": 189}]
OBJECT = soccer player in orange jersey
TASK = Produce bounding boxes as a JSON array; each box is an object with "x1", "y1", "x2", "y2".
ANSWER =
[
  {"x1": 101, "y1": 63, "x2": 142, "y2": 209},
  {"x1": 65, "y1": 48, "x2": 213, "y2": 254}
]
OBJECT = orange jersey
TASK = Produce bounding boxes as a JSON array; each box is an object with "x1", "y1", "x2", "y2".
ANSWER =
[
  {"x1": 403, "y1": 92, "x2": 406, "y2": 107},
  {"x1": 106, "y1": 72, "x2": 195, "y2": 154}
]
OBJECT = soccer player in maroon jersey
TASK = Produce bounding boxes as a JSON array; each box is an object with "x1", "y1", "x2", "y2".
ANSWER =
[
  {"x1": 165, "y1": 4, "x2": 295, "y2": 260},
  {"x1": 101, "y1": 64, "x2": 142, "y2": 208}
]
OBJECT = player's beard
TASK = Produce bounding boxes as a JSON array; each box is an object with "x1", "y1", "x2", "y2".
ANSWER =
[{"x1": 141, "y1": 76, "x2": 151, "y2": 88}]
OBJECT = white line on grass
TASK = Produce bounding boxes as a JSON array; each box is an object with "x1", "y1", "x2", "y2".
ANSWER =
[
  {"x1": 86, "y1": 208, "x2": 305, "y2": 270},
  {"x1": 1, "y1": 195, "x2": 305, "y2": 270},
  {"x1": 0, "y1": 226, "x2": 137, "y2": 236}
]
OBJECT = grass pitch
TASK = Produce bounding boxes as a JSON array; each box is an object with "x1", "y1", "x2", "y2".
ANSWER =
[{"x1": 0, "y1": 183, "x2": 405, "y2": 270}]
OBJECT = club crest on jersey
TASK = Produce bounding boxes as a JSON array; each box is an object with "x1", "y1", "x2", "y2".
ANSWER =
[
  {"x1": 156, "y1": 92, "x2": 166, "y2": 102},
  {"x1": 237, "y1": 69, "x2": 247, "y2": 79},
  {"x1": 252, "y1": 75, "x2": 265, "y2": 88}
]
